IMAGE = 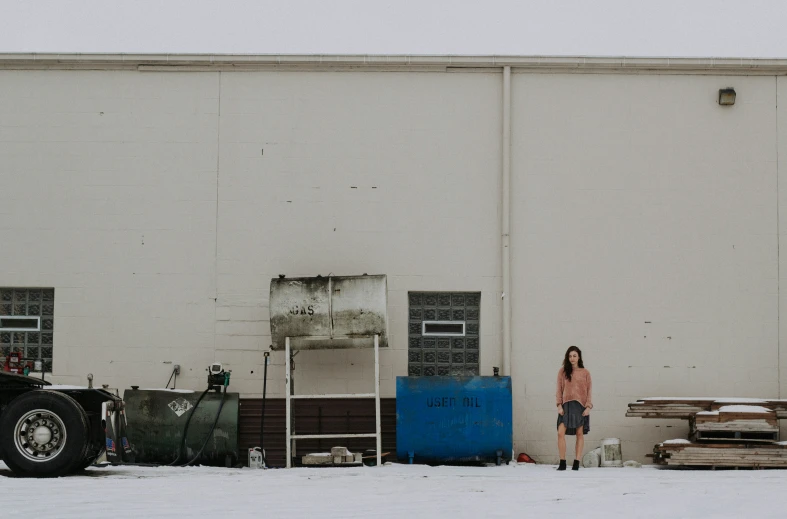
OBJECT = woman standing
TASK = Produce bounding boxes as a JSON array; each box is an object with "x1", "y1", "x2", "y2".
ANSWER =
[{"x1": 556, "y1": 345, "x2": 592, "y2": 470}]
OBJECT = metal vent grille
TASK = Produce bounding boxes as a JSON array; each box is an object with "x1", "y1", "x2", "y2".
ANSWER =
[
  {"x1": 0, "y1": 288, "x2": 54, "y2": 372},
  {"x1": 408, "y1": 292, "x2": 480, "y2": 376}
]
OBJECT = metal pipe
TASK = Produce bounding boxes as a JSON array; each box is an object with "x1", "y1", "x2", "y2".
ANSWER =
[
  {"x1": 285, "y1": 337, "x2": 291, "y2": 468},
  {"x1": 259, "y1": 351, "x2": 269, "y2": 465},
  {"x1": 290, "y1": 393, "x2": 376, "y2": 399},
  {"x1": 375, "y1": 334, "x2": 382, "y2": 467},
  {"x1": 290, "y1": 433, "x2": 379, "y2": 440},
  {"x1": 502, "y1": 65, "x2": 512, "y2": 377}
]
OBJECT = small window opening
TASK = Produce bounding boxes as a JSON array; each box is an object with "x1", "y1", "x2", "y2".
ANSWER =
[
  {"x1": 422, "y1": 321, "x2": 465, "y2": 336},
  {"x1": 0, "y1": 316, "x2": 40, "y2": 331}
]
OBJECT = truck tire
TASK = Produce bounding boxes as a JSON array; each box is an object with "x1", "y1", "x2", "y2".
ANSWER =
[
  {"x1": 74, "y1": 440, "x2": 102, "y2": 471},
  {"x1": 75, "y1": 453, "x2": 97, "y2": 470},
  {"x1": 0, "y1": 390, "x2": 90, "y2": 477}
]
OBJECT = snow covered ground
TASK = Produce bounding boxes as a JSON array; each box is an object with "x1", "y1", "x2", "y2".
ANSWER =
[{"x1": 2, "y1": 461, "x2": 786, "y2": 518}]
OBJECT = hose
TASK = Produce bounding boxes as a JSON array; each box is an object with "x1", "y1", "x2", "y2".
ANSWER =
[
  {"x1": 182, "y1": 386, "x2": 228, "y2": 466},
  {"x1": 168, "y1": 387, "x2": 210, "y2": 466}
]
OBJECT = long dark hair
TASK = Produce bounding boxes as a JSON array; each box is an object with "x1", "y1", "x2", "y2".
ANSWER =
[{"x1": 562, "y1": 345, "x2": 584, "y2": 381}]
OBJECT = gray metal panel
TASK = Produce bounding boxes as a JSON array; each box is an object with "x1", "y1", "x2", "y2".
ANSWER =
[{"x1": 269, "y1": 275, "x2": 388, "y2": 350}]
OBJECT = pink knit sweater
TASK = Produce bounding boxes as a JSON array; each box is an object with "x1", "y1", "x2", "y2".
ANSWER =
[{"x1": 556, "y1": 367, "x2": 593, "y2": 408}]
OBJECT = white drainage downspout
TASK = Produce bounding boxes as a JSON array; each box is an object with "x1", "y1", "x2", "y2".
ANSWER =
[{"x1": 502, "y1": 66, "x2": 512, "y2": 377}]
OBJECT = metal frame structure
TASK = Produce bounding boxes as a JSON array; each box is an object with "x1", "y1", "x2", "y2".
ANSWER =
[{"x1": 285, "y1": 334, "x2": 382, "y2": 468}]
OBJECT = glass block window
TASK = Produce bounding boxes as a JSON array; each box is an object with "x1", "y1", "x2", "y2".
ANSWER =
[
  {"x1": 0, "y1": 288, "x2": 54, "y2": 372},
  {"x1": 408, "y1": 292, "x2": 480, "y2": 377}
]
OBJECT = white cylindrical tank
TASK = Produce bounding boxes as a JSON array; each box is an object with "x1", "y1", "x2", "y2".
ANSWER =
[
  {"x1": 600, "y1": 438, "x2": 623, "y2": 467},
  {"x1": 269, "y1": 274, "x2": 388, "y2": 350}
]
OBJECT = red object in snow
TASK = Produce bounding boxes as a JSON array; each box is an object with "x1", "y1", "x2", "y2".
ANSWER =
[{"x1": 517, "y1": 453, "x2": 536, "y2": 464}]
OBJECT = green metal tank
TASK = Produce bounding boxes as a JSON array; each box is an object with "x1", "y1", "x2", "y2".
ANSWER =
[{"x1": 123, "y1": 388, "x2": 240, "y2": 467}]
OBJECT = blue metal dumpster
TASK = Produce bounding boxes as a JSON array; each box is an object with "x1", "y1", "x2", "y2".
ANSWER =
[{"x1": 396, "y1": 376, "x2": 513, "y2": 464}]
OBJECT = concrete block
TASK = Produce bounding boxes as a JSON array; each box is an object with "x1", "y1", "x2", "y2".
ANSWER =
[
  {"x1": 302, "y1": 454, "x2": 333, "y2": 466},
  {"x1": 215, "y1": 306, "x2": 231, "y2": 321},
  {"x1": 331, "y1": 446, "x2": 349, "y2": 457}
]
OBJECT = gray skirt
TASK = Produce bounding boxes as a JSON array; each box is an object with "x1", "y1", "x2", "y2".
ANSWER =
[{"x1": 556, "y1": 400, "x2": 590, "y2": 436}]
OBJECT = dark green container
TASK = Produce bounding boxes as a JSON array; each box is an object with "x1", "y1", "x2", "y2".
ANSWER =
[{"x1": 123, "y1": 388, "x2": 240, "y2": 466}]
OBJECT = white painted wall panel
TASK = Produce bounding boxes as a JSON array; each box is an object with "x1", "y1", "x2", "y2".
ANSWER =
[
  {"x1": 215, "y1": 71, "x2": 503, "y2": 397},
  {"x1": 0, "y1": 70, "x2": 221, "y2": 389},
  {"x1": 511, "y1": 73, "x2": 779, "y2": 461},
  {"x1": 1, "y1": 65, "x2": 784, "y2": 463}
]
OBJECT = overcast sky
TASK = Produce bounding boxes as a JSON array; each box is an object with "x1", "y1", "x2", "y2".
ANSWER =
[{"x1": 1, "y1": 0, "x2": 786, "y2": 58}]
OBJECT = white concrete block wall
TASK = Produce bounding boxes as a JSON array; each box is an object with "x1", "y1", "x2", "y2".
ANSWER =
[
  {"x1": 511, "y1": 73, "x2": 780, "y2": 462},
  {"x1": 0, "y1": 70, "x2": 221, "y2": 390},
  {"x1": 0, "y1": 68, "x2": 504, "y2": 396},
  {"x1": 214, "y1": 71, "x2": 503, "y2": 397},
  {"x1": 1, "y1": 64, "x2": 786, "y2": 463}
]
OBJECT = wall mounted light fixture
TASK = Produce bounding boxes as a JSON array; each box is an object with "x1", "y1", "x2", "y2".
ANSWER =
[{"x1": 718, "y1": 88, "x2": 736, "y2": 106}]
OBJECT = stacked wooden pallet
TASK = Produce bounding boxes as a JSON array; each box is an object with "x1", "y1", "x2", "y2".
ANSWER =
[
  {"x1": 653, "y1": 441, "x2": 787, "y2": 468},
  {"x1": 626, "y1": 398, "x2": 787, "y2": 419},
  {"x1": 626, "y1": 398, "x2": 711, "y2": 419},
  {"x1": 626, "y1": 398, "x2": 787, "y2": 468},
  {"x1": 691, "y1": 405, "x2": 778, "y2": 442}
]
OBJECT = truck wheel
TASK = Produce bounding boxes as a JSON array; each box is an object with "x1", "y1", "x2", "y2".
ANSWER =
[
  {"x1": 74, "y1": 441, "x2": 103, "y2": 471},
  {"x1": 0, "y1": 390, "x2": 89, "y2": 477},
  {"x1": 75, "y1": 453, "x2": 97, "y2": 470}
]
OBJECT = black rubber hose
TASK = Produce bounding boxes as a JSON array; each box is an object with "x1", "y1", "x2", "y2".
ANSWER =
[
  {"x1": 183, "y1": 386, "x2": 228, "y2": 466},
  {"x1": 168, "y1": 387, "x2": 210, "y2": 466}
]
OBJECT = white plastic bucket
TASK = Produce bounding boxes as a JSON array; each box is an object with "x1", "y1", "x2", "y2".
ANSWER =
[{"x1": 600, "y1": 438, "x2": 623, "y2": 467}]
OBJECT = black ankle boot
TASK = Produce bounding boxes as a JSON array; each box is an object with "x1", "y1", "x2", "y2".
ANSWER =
[
  {"x1": 557, "y1": 459, "x2": 566, "y2": 471},
  {"x1": 572, "y1": 460, "x2": 580, "y2": 471}
]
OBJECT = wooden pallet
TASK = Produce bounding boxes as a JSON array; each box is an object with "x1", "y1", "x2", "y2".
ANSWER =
[
  {"x1": 690, "y1": 430, "x2": 779, "y2": 443},
  {"x1": 631, "y1": 398, "x2": 787, "y2": 468},
  {"x1": 653, "y1": 442, "x2": 787, "y2": 468},
  {"x1": 689, "y1": 407, "x2": 779, "y2": 442},
  {"x1": 627, "y1": 398, "x2": 787, "y2": 420}
]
